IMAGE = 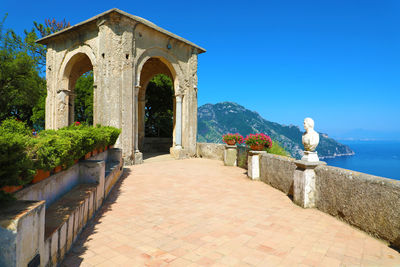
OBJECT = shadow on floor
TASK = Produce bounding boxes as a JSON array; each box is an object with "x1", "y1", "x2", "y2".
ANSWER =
[{"x1": 60, "y1": 168, "x2": 132, "y2": 266}]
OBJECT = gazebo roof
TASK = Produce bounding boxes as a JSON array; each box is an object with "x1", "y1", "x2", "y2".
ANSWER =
[{"x1": 36, "y1": 8, "x2": 206, "y2": 53}]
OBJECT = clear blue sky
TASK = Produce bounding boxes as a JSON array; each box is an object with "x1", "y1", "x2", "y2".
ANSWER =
[{"x1": 1, "y1": 0, "x2": 399, "y2": 139}]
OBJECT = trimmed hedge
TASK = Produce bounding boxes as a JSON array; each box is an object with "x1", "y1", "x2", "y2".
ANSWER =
[{"x1": 0, "y1": 119, "x2": 121, "y2": 190}]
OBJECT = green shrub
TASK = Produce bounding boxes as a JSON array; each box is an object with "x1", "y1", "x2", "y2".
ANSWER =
[
  {"x1": 0, "y1": 118, "x2": 32, "y2": 136},
  {"x1": 1, "y1": 123, "x2": 121, "y2": 191},
  {"x1": 267, "y1": 140, "x2": 289, "y2": 157},
  {"x1": 0, "y1": 132, "x2": 35, "y2": 187}
]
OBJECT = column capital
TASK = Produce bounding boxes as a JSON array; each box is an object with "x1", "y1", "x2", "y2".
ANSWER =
[
  {"x1": 175, "y1": 94, "x2": 184, "y2": 102},
  {"x1": 135, "y1": 85, "x2": 141, "y2": 96}
]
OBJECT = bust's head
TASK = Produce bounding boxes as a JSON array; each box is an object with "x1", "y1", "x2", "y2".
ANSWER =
[{"x1": 304, "y1": 117, "x2": 314, "y2": 132}]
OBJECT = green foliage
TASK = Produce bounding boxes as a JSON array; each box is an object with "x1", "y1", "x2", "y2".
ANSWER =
[
  {"x1": 0, "y1": 119, "x2": 35, "y2": 187},
  {"x1": 74, "y1": 71, "x2": 93, "y2": 125},
  {"x1": 0, "y1": 14, "x2": 70, "y2": 129},
  {"x1": 0, "y1": 14, "x2": 46, "y2": 126},
  {"x1": 0, "y1": 121, "x2": 121, "y2": 192},
  {"x1": 267, "y1": 141, "x2": 289, "y2": 157},
  {"x1": 145, "y1": 74, "x2": 174, "y2": 137},
  {"x1": 0, "y1": 117, "x2": 32, "y2": 136}
]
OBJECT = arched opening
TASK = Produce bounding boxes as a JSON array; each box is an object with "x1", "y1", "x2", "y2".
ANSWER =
[
  {"x1": 62, "y1": 52, "x2": 94, "y2": 126},
  {"x1": 138, "y1": 57, "x2": 175, "y2": 154}
]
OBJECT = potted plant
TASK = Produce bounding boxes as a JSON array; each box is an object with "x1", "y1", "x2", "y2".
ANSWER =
[
  {"x1": 244, "y1": 133, "x2": 273, "y2": 151},
  {"x1": 222, "y1": 133, "x2": 244, "y2": 145}
]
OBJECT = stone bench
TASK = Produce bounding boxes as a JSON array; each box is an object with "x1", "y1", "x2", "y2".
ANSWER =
[{"x1": 44, "y1": 184, "x2": 97, "y2": 266}]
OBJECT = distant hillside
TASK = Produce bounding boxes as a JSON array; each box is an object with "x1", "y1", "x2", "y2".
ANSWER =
[{"x1": 197, "y1": 102, "x2": 354, "y2": 159}]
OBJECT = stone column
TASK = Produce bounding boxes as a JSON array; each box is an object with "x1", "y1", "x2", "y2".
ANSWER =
[
  {"x1": 68, "y1": 92, "x2": 75, "y2": 125},
  {"x1": 175, "y1": 94, "x2": 183, "y2": 148},
  {"x1": 293, "y1": 160, "x2": 326, "y2": 208},
  {"x1": 170, "y1": 94, "x2": 186, "y2": 159},
  {"x1": 247, "y1": 150, "x2": 266, "y2": 180},
  {"x1": 224, "y1": 145, "x2": 237, "y2": 166},
  {"x1": 133, "y1": 85, "x2": 143, "y2": 164},
  {"x1": 138, "y1": 96, "x2": 145, "y2": 151}
]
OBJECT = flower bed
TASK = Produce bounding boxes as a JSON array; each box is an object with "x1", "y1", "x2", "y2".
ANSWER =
[{"x1": 0, "y1": 119, "x2": 121, "y2": 202}]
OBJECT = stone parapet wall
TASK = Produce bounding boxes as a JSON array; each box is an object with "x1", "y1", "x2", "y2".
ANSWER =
[
  {"x1": 315, "y1": 165, "x2": 400, "y2": 249},
  {"x1": 196, "y1": 142, "x2": 224, "y2": 161},
  {"x1": 259, "y1": 153, "x2": 296, "y2": 196},
  {"x1": 198, "y1": 143, "x2": 400, "y2": 250}
]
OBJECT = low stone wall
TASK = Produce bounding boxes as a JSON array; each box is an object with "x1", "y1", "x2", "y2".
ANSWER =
[
  {"x1": 198, "y1": 142, "x2": 400, "y2": 250},
  {"x1": 315, "y1": 165, "x2": 400, "y2": 248},
  {"x1": 15, "y1": 164, "x2": 80, "y2": 207},
  {"x1": 196, "y1": 142, "x2": 224, "y2": 161},
  {"x1": 259, "y1": 153, "x2": 296, "y2": 196}
]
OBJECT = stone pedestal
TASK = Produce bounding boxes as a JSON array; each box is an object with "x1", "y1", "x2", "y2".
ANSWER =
[
  {"x1": 170, "y1": 146, "x2": 187, "y2": 159},
  {"x1": 224, "y1": 145, "x2": 237, "y2": 166},
  {"x1": 247, "y1": 150, "x2": 266, "y2": 180},
  {"x1": 301, "y1": 151, "x2": 319, "y2": 162},
  {"x1": 0, "y1": 201, "x2": 45, "y2": 267},
  {"x1": 133, "y1": 151, "x2": 143, "y2": 165},
  {"x1": 293, "y1": 160, "x2": 326, "y2": 208}
]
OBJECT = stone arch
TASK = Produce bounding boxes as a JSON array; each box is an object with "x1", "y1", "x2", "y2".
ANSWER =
[
  {"x1": 135, "y1": 47, "x2": 184, "y2": 93},
  {"x1": 57, "y1": 46, "x2": 97, "y2": 127},
  {"x1": 135, "y1": 49, "x2": 182, "y2": 153}
]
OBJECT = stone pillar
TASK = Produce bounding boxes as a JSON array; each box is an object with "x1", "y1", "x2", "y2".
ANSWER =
[
  {"x1": 224, "y1": 145, "x2": 237, "y2": 166},
  {"x1": 79, "y1": 160, "x2": 105, "y2": 210},
  {"x1": 0, "y1": 200, "x2": 45, "y2": 267},
  {"x1": 68, "y1": 92, "x2": 75, "y2": 125},
  {"x1": 134, "y1": 85, "x2": 143, "y2": 164},
  {"x1": 247, "y1": 150, "x2": 266, "y2": 180},
  {"x1": 293, "y1": 160, "x2": 326, "y2": 208},
  {"x1": 175, "y1": 94, "x2": 183, "y2": 147},
  {"x1": 56, "y1": 89, "x2": 70, "y2": 129},
  {"x1": 170, "y1": 94, "x2": 186, "y2": 159}
]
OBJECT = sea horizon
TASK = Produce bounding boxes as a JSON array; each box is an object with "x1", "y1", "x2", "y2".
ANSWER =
[{"x1": 324, "y1": 140, "x2": 400, "y2": 181}]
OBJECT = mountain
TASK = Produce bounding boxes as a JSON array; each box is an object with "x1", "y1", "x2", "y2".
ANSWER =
[{"x1": 197, "y1": 102, "x2": 354, "y2": 159}]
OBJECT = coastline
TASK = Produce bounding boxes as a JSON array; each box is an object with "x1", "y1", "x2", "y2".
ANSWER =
[{"x1": 319, "y1": 151, "x2": 356, "y2": 160}]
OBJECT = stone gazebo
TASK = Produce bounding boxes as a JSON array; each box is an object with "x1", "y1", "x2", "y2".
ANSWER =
[{"x1": 37, "y1": 8, "x2": 205, "y2": 164}]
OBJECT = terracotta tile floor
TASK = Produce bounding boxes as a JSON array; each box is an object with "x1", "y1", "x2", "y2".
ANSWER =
[{"x1": 61, "y1": 158, "x2": 400, "y2": 266}]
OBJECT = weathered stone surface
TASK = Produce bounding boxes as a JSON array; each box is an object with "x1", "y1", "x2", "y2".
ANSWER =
[
  {"x1": 259, "y1": 153, "x2": 296, "y2": 195},
  {"x1": 293, "y1": 160, "x2": 325, "y2": 208},
  {"x1": 247, "y1": 151, "x2": 266, "y2": 180},
  {"x1": 315, "y1": 165, "x2": 400, "y2": 249},
  {"x1": 196, "y1": 143, "x2": 224, "y2": 161},
  {"x1": 37, "y1": 8, "x2": 205, "y2": 164},
  {"x1": 223, "y1": 145, "x2": 237, "y2": 166},
  {"x1": 0, "y1": 201, "x2": 45, "y2": 267}
]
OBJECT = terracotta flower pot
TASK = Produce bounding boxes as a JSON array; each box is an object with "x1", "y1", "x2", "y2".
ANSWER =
[
  {"x1": 92, "y1": 149, "x2": 98, "y2": 156},
  {"x1": 74, "y1": 159, "x2": 79, "y2": 164},
  {"x1": 250, "y1": 144, "x2": 265, "y2": 151},
  {"x1": 32, "y1": 169, "x2": 50, "y2": 183},
  {"x1": 99, "y1": 147, "x2": 103, "y2": 153},
  {"x1": 226, "y1": 140, "x2": 236, "y2": 145},
  {"x1": 1, "y1": 185, "x2": 23, "y2": 193},
  {"x1": 84, "y1": 152, "x2": 91, "y2": 160},
  {"x1": 104, "y1": 146, "x2": 108, "y2": 151},
  {"x1": 53, "y1": 165, "x2": 62, "y2": 173}
]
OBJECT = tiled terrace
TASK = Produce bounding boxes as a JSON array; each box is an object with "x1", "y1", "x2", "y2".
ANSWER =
[{"x1": 62, "y1": 158, "x2": 400, "y2": 266}]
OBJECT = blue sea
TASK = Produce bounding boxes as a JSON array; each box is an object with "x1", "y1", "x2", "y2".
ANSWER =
[{"x1": 324, "y1": 140, "x2": 400, "y2": 181}]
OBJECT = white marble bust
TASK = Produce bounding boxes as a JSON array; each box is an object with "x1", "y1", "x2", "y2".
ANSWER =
[{"x1": 302, "y1": 118, "x2": 319, "y2": 152}]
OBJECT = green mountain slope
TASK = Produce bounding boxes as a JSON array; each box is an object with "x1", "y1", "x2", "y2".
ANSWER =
[{"x1": 197, "y1": 102, "x2": 354, "y2": 159}]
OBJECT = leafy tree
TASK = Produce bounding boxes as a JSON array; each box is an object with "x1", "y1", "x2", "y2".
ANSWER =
[
  {"x1": 0, "y1": 18, "x2": 45, "y2": 125},
  {"x1": 0, "y1": 14, "x2": 70, "y2": 128},
  {"x1": 145, "y1": 74, "x2": 174, "y2": 137},
  {"x1": 74, "y1": 71, "x2": 93, "y2": 125}
]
